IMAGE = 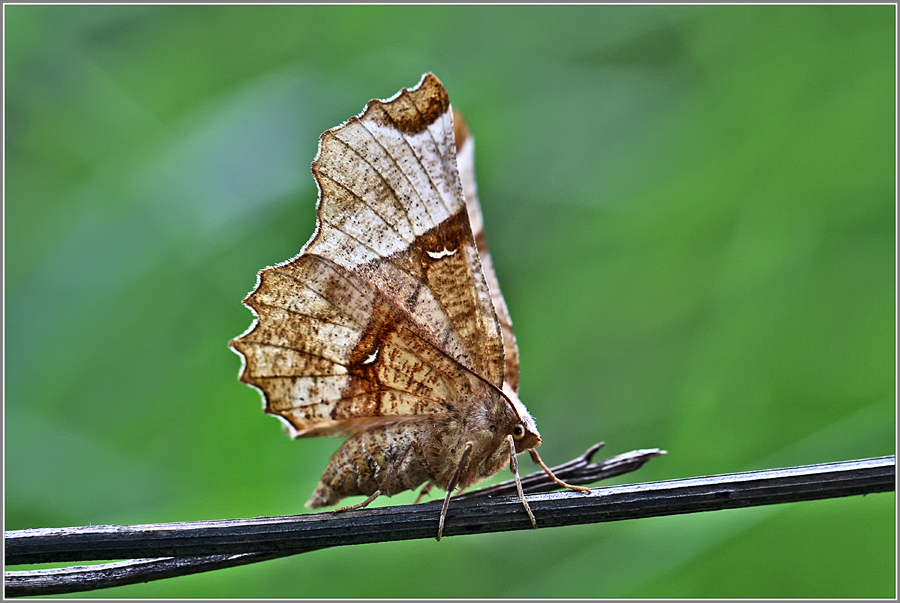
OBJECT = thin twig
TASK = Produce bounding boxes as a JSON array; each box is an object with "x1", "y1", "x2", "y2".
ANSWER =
[
  {"x1": 3, "y1": 553, "x2": 289, "y2": 597},
  {"x1": 3, "y1": 443, "x2": 662, "y2": 597},
  {"x1": 5, "y1": 454, "x2": 893, "y2": 597}
]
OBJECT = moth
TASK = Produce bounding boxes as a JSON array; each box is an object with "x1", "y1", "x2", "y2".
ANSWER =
[{"x1": 230, "y1": 73, "x2": 589, "y2": 540}]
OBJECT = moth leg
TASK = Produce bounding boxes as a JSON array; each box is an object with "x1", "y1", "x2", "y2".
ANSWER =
[
  {"x1": 508, "y1": 435, "x2": 537, "y2": 529},
  {"x1": 333, "y1": 440, "x2": 419, "y2": 513},
  {"x1": 437, "y1": 441, "x2": 474, "y2": 541},
  {"x1": 413, "y1": 481, "x2": 435, "y2": 504},
  {"x1": 529, "y1": 448, "x2": 592, "y2": 493}
]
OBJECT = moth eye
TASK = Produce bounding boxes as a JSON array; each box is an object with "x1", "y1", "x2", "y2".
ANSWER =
[{"x1": 512, "y1": 424, "x2": 525, "y2": 440}]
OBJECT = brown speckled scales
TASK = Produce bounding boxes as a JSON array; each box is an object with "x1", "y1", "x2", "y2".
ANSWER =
[{"x1": 230, "y1": 73, "x2": 587, "y2": 539}]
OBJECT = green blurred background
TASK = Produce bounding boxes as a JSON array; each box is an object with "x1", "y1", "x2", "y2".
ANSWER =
[{"x1": 5, "y1": 4, "x2": 895, "y2": 598}]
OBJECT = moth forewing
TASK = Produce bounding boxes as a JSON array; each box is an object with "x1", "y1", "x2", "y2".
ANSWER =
[{"x1": 230, "y1": 73, "x2": 589, "y2": 541}]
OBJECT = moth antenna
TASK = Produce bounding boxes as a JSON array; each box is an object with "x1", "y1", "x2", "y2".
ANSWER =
[
  {"x1": 509, "y1": 435, "x2": 537, "y2": 529},
  {"x1": 437, "y1": 441, "x2": 474, "y2": 541},
  {"x1": 529, "y1": 448, "x2": 592, "y2": 493}
]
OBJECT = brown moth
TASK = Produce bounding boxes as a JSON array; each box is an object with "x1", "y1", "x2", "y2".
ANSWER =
[{"x1": 230, "y1": 73, "x2": 589, "y2": 540}]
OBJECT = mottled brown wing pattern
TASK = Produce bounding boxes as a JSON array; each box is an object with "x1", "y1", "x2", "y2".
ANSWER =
[
  {"x1": 231, "y1": 73, "x2": 505, "y2": 436},
  {"x1": 453, "y1": 110, "x2": 520, "y2": 393},
  {"x1": 230, "y1": 73, "x2": 590, "y2": 538},
  {"x1": 304, "y1": 74, "x2": 504, "y2": 386},
  {"x1": 231, "y1": 253, "x2": 476, "y2": 437}
]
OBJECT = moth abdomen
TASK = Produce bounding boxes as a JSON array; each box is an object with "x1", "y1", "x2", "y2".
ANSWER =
[{"x1": 305, "y1": 421, "x2": 436, "y2": 508}]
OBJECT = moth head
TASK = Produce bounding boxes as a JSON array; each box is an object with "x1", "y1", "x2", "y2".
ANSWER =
[{"x1": 503, "y1": 385, "x2": 541, "y2": 452}]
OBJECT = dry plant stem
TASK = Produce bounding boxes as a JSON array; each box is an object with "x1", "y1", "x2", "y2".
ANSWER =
[
  {"x1": 8, "y1": 455, "x2": 892, "y2": 563},
  {"x1": 7, "y1": 453, "x2": 892, "y2": 597},
  {"x1": 4, "y1": 553, "x2": 292, "y2": 597},
  {"x1": 4, "y1": 443, "x2": 664, "y2": 596}
]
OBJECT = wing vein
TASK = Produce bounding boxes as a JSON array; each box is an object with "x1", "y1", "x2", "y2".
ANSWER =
[
  {"x1": 322, "y1": 134, "x2": 419, "y2": 237},
  {"x1": 316, "y1": 171, "x2": 413, "y2": 244},
  {"x1": 251, "y1": 300, "x2": 363, "y2": 329},
  {"x1": 356, "y1": 118, "x2": 441, "y2": 229},
  {"x1": 402, "y1": 97, "x2": 457, "y2": 216},
  {"x1": 270, "y1": 264, "x2": 368, "y2": 306}
]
